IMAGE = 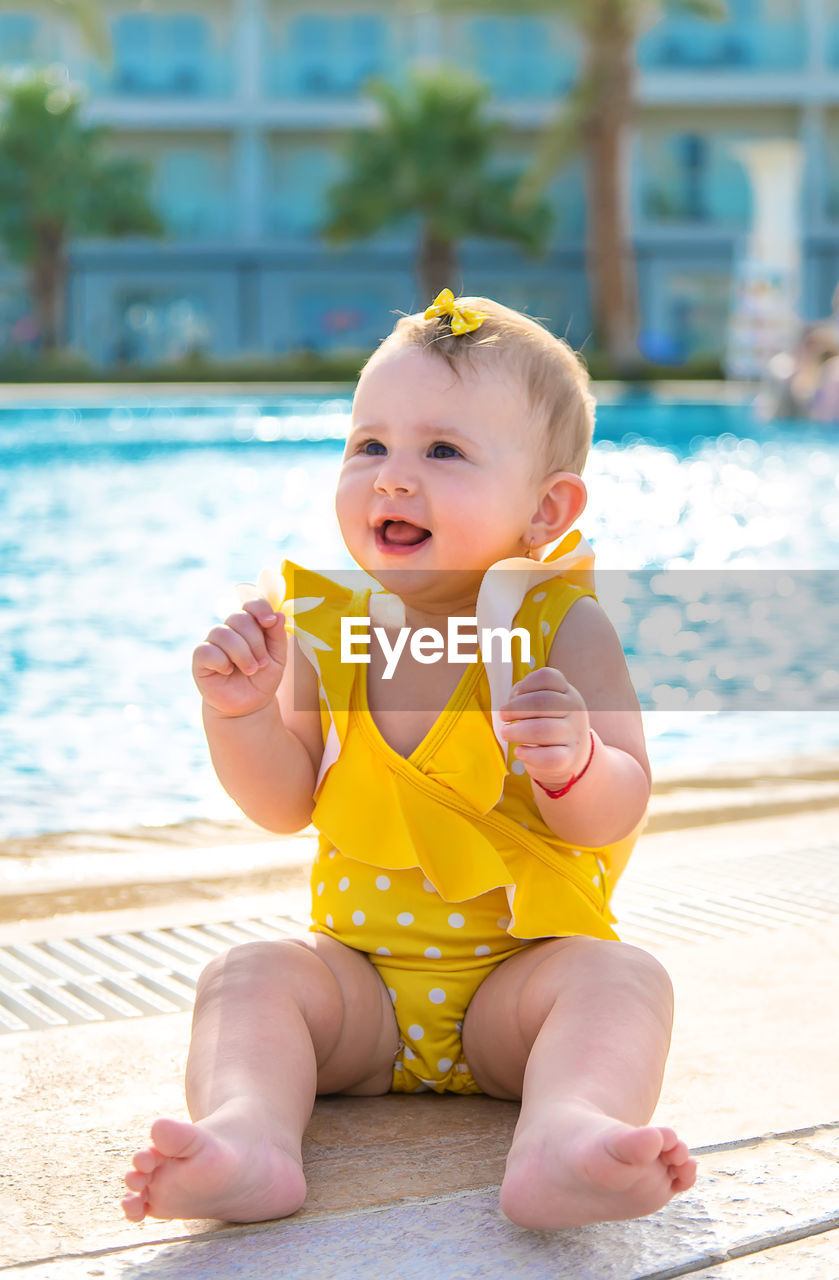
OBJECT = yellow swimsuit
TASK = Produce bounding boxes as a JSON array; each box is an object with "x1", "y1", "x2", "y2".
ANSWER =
[{"x1": 274, "y1": 537, "x2": 641, "y2": 1094}]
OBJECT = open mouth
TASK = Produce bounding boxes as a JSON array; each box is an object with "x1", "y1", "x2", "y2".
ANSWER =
[{"x1": 376, "y1": 519, "x2": 432, "y2": 550}]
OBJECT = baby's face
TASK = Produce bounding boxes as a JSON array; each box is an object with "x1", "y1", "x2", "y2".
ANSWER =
[{"x1": 335, "y1": 345, "x2": 548, "y2": 609}]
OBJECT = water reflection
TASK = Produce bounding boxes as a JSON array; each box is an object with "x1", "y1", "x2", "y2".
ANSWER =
[{"x1": 1, "y1": 398, "x2": 837, "y2": 837}]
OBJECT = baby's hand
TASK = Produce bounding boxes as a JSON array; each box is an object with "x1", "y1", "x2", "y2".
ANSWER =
[
  {"x1": 193, "y1": 598, "x2": 287, "y2": 718},
  {"x1": 499, "y1": 667, "x2": 591, "y2": 791}
]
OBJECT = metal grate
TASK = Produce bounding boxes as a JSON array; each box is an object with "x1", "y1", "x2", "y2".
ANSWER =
[
  {"x1": 2, "y1": 844, "x2": 837, "y2": 1034},
  {"x1": 616, "y1": 843, "x2": 839, "y2": 946},
  {"x1": 0, "y1": 914, "x2": 304, "y2": 1034}
]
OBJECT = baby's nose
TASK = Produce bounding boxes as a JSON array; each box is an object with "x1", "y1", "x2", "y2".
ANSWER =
[{"x1": 373, "y1": 456, "x2": 417, "y2": 495}]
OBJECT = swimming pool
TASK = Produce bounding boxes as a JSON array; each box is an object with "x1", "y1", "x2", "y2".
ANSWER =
[{"x1": 1, "y1": 392, "x2": 838, "y2": 838}]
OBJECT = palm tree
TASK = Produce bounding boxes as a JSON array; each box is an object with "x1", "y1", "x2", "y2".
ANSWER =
[
  {"x1": 322, "y1": 67, "x2": 554, "y2": 301},
  {"x1": 432, "y1": 0, "x2": 726, "y2": 371},
  {"x1": 0, "y1": 73, "x2": 162, "y2": 351}
]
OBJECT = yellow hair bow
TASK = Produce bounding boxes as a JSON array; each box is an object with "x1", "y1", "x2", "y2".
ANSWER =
[{"x1": 424, "y1": 288, "x2": 486, "y2": 336}]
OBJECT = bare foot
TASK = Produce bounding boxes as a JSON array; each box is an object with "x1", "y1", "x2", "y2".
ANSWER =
[
  {"x1": 499, "y1": 1102, "x2": 696, "y2": 1230},
  {"x1": 121, "y1": 1099, "x2": 307, "y2": 1224}
]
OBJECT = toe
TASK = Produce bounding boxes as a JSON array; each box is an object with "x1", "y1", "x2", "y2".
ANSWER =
[
  {"x1": 671, "y1": 1158, "x2": 698, "y2": 1193},
  {"x1": 124, "y1": 1169, "x2": 148, "y2": 1192},
  {"x1": 660, "y1": 1133, "x2": 690, "y2": 1163},
  {"x1": 607, "y1": 1124, "x2": 664, "y2": 1168},
  {"x1": 121, "y1": 1193, "x2": 147, "y2": 1222},
  {"x1": 150, "y1": 1116, "x2": 203, "y2": 1160},
  {"x1": 132, "y1": 1147, "x2": 160, "y2": 1174}
]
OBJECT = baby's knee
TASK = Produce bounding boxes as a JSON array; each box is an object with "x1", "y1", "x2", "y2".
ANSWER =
[
  {"x1": 521, "y1": 937, "x2": 672, "y2": 1027},
  {"x1": 194, "y1": 938, "x2": 332, "y2": 1005},
  {"x1": 608, "y1": 941, "x2": 674, "y2": 1010},
  {"x1": 578, "y1": 938, "x2": 673, "y2": 1004}
]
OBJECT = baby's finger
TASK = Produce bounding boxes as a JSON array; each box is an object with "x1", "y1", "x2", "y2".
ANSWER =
[
  {"x1": 512, "y1": 667, "x2": 569, "y2": 695},
  {"x1": 220, "y1": 610, "x2": 279, "y2": 668},
  {"x1": 192, "y1": 641, "x2": 235, "y2": 678},
  {"x1": 241, "y1": 598, "x2": 281, "y2": 631},
  {"x1": 500, "y1": 689, "x2": 573, "y2": 721},
  {"x1": 513, "y1": 742, "x2": 579, "y2": 777},
  {"x1": 241, "y1": 603, "x2": 287, "y2": 666},
  {"x1": 205, "y1": 623, "x2": 263, "y2": 676},
  {"x1": 499, "y1": 717, "x2": 572, "y2": 747}
]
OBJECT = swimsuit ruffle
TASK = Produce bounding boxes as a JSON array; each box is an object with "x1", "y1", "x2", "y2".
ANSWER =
[{"x1": 272, "y1": 556, "x2": 638, "y2": 943}]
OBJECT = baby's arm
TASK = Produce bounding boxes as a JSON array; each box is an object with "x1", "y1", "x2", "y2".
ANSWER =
[
  {"x1": 194, "y1": 599, "x2": 323, "y2": 833},
  {"x1": 498, "y1": 596, "x2": 650, "y2": 847}
]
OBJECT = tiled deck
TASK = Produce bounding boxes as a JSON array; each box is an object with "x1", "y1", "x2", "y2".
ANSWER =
[{"x1": 3, "y1": 763, "x2": 838, "y2": 1278}]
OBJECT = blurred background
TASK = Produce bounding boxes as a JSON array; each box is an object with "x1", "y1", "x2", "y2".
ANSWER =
[
  {"x1": 2, "y1": 1, "x2": 839, "y2": 839},
  {"x1": 0, "y1": 0, "x2": 835, "y2": 382}
]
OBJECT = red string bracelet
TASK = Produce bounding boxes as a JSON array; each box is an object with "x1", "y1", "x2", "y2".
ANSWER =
[{"x1": 532, "y1": 730, "x2": 596, "y2": 799}]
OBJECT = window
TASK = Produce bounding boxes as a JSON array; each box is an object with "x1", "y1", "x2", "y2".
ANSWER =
[
  {"x1": 639, "y1": 0, "x2": 804, "y2": 71},
  {"x1": 288, "y1": 15, "x2": 386, "y2": 96},
  {"x1": 269, "y1": 144, "x2": 341, "y2": 235},
  {"x1": 640, "y1": 132, "x2": 751, "y2": 227},
  {"x1": 155, "y1": 147, "x2": 232, "y2": 238},
  {"x1": 115, "y1": 290, "x2": 211, "y2": 363},
  {"x1": 467, "y1": 17, "x2": 571, "y2": 98},
  {"x1": 112, "y1": 14, "x2": 209, "y2": 95}
]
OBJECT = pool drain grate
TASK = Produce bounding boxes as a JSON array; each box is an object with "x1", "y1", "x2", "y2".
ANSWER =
[
  {"x1": 2, "y1": 844, "x2": 837, "y2": 1034},
  {"x1": 614, "y1": 844, "x2": 839, "y2": 946},
  {"x1": 0, "y1": 915, "x2": 303, "y2": 1034}
]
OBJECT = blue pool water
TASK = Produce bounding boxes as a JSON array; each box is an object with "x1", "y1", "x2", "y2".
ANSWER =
[{"x1": 1, "y1": 391, "x2": 838, "y2": 839}]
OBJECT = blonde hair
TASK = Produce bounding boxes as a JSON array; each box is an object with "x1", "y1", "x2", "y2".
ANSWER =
[{"x1": 366, "y1": 296, "x2": 595, "y2": 476}]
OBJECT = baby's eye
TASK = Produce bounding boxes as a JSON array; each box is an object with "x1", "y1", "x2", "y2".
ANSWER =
[
  {"x1": 428, "y1": 442, "x2": 460, "y2": 459},
  {"x1": 359, "y1": 439, "x2": 386, "y2": 456}
]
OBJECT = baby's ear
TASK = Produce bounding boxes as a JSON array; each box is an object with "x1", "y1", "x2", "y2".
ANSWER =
[{"x1": 531, "y1": 472, "x2": 587, "y2": 546}]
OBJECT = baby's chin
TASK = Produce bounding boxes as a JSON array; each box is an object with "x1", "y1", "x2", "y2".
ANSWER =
[{"x1": 368, "y1": 564, "x2": 492, "y2": 612}]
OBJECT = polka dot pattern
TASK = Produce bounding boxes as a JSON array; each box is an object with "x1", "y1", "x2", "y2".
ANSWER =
[
  {"x1": 309, "y1": 853, "x2": 527, "y2": 1096},
  {"x1": 297, "y1": 561, "x2": 616, "y2": 1095}
]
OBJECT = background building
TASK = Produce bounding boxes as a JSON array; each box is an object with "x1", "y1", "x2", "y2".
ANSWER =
[{"x1": 0, "y1": 0, "x2": 837, "y2": 366}]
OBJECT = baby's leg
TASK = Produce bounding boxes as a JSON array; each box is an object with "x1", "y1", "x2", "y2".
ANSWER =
[
  {"x1": 122, "y1": 935, "x2": 398, "y2": 1224},
  {"x1": 463, "y1": 936, "x2": 695, "y2": 1230}
]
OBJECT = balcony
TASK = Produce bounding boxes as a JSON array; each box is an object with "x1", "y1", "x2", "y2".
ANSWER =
[
  {"x1": 638, "y1": 133, "x2": 752, "y2": 229},
  {"x1": 267, "y1": 15, "x2": 392, "y2": 99},
  {"x1": 639, "y1": 5, "x2": 806, "y2": 73},
  {"x1": 88, "y1": 14, "x2": 234, "y2": 99},
  {"x1": 454, "y1": 17, "x2": 578, "y2": 101}
]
